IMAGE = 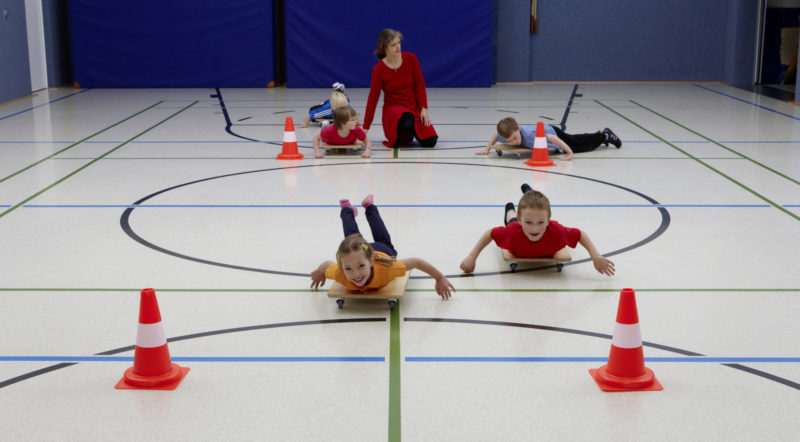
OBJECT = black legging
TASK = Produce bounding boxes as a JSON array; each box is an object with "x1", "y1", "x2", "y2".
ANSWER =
[
  {"x1": 397, "y1": 112, "x2": 437, "y2": 148},
  {"x1": 552, "y1": 126, "x2": 604, "y2": 153}
]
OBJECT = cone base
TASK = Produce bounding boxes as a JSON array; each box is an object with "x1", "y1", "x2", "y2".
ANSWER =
[
  {"x1": 116, "y1": 364, "x2": 190, "y2": 390},
  {"x1": 524, "y1": 159, "x2": 555, "y2": 167},
  {"x1": 277, "y1": 153, "x2": 304, "y2": 160},
  {"x1": 589, "y1": 365, "x2": 662, "y2": 392}
]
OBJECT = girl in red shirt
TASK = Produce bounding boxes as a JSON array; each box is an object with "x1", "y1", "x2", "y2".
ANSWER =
[
  {"x1": 460, "y1": 185, "x2": 615, "y2": 276},
  {"x1": 363, "y1": 28, "x2": 438, "y2": 148},
  {"x1": 312, "y1": 107, "x2": 372, "y2": 159}
]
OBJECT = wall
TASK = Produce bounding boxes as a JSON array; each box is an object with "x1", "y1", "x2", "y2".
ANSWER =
[
  {"x1": 0, "y1": 0, "x2": 32, "y2": 103},
  {"x1": 42, "y1": 0, "x2": 72, "y2": 87},
  {"x1": 495, "y1": 0, "x2": 759, "y2": 84}
]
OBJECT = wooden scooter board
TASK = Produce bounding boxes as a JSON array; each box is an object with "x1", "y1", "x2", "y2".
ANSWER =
[
  {"x1": 492, "y1": 143, "x2": 531, "y2": 158},
  {"x1": 501, "y1": 247, "x2": 571, "y2": 272},
  {"x1": 328, "y1": 271, "x2": 410, "y2": 309},
  {"x1": 323, "y1": 141, "x2": 364, "y2": 154}
]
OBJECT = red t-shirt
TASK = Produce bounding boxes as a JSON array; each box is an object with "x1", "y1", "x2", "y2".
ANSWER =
[
  {"x1": 491, "y1": 220, "x2": 581, "y2": 258},
  {"x1": 320, "y1": 125, "x2": 367, "y2": 145}
]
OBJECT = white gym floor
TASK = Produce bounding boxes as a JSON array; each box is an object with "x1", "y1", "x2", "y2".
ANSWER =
[{"x1": 1, "y1": 83, "x2": 799, "y2": 440}]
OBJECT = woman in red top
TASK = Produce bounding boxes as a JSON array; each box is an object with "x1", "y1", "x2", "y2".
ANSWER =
[{"x1": 363, "y1": 29, "x2": 438, "y2": 148}]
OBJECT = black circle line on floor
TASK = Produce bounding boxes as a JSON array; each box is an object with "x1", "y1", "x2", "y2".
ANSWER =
[
  {"x1": 119, "y1": 161, "x2": 670, "y2": 279},
  {"x1": 404, "y1": 317, "x2": 800, "y2": 391},
  {"x1": 2, "y1": 316, "x2": 797, "y2": 392},
  {"x1": 0, "y1": 318, "x2": 385, "y2": 389}
]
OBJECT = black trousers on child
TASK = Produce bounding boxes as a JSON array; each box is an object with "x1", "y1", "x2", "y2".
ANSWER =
[
  {"x1": 553, "y1": 127, "x2": 605, "y2": 153},
  {"x1": 340, "y1": 205, "x2": 398, "y2": 257}
]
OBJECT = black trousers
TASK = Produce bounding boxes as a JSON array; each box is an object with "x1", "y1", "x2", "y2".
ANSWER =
[{"x1": 553, "y1": 126, "x2": 604, "y2": 153}]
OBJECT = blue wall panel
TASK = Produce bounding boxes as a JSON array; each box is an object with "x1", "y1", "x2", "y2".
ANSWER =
[
  {"x1": 285, "y1": 0, "x2": 492, "y2": 87},
  {"x1": 71, "y1": 0, "x2": 274, "y2": 87},
  {"x1": 495, "y1": 0, "x2": 743, "y2": 83},
  {"x1": 0, "y1": 0, "x2": 31, "y2": 103}
]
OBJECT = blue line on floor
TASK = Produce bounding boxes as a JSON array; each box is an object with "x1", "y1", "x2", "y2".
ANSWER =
[
  {"x1": 406, "y1": 356, "x2": 800, "y2": 363},
  {"x1": 694, "y1": 84, "x2": 800, "y2": 121},
  {"x1": 18, "y1": 204, "x2": 776, "y2": 209},
  {"x1": 0, "y1": 356, "x2": 384, "y2": 362},
  {"x1": 3, "y1": 139, "x2": 800, "y2": 144},
  {"x1": 0, "y1": 89, "x2": 91, "y2": 121}
]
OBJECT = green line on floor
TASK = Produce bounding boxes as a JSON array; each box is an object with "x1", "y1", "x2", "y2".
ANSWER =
[
  {"x1": 630, "y1": 100, "x2": 800, "y2": 187},
  {"x1": 596, "y1": 100, "x2": 800, "y2": 223},
  {"x1": 393, "y1": 146, "x2": 399, "y2": 159},
  {"x1": 388, "y1": 300, "x2": 401, "y2": 442},
  {"x1": 0, "y1": 101, "x2": 164, "y2": 185},
  {"x1": 0, "y1": 101, "x2": 197, "y2": 220},
  {"x1": 1, "y1": 288, "x2": 799, "y2": 293}
]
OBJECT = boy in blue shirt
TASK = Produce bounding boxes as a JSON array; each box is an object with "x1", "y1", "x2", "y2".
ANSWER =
[{"x1": 477, "y1": 117, "x2": 621, "y2": 160}]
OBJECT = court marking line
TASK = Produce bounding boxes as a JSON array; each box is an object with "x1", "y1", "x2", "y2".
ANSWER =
[
  {"x1": 389, "y1": 300, "x2": 401, "y2": 442},
  {"x1": 694, "y1": 84, "x2": 800, "y2": 121},
  {"x1": 0, "y1": 317, "x2": 386, "y2": 389},
  {"x1": 0, "y1": 356, "x2": 384, "y2": 362},
  {"x1": 0, "y1": 101, "x2": 165, "y2": 185},
  {"x1": 631, "y1": 100, "x2": 800, "y2": 187},
  {"x1": 0, "y1": 102, "x2": 196, "y2": 220},
  {"x1": 117, "y1": 161, "x2": 670, "y2": 279},
  {"x1": 0, "y1": 89, "x2": 90, "y2": 121},
  {"x1": 596, "y1": 100, "x2": 800, "y2": 223},
  {"x1": 405, "y1": 357, "x2": 800, "y2": 363},
  {"x1": 1, "y1": 288, "x2": 798, "y2": 293},
  {"x1": 14, "y1": 204, "x2": 778, "y2": 208},
  {"x1": 404, "y1": 318, "x2": 800, "y2": 390}
]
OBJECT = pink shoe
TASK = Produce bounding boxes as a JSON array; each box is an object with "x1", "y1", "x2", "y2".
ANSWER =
[
  {"x1": 361, "y1": 194, "x2": 374, "y2": 208},
  {"x1": 339, "y1": 199, "x2": 357, "y2": 216}
]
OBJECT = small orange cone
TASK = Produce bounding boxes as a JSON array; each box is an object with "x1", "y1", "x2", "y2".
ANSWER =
[
  {"x1": 277, "y1": 116, "x2": 304, "y2": 160},
  {"x1": 524, "y1": 122, "x2": 555, "y2": 167},
  {"x1": 589, "y1": 288, "x2": 662, "y2": 391},
  {"x1": 116, "y1": 288, "x2": 189, "y2": 390}
]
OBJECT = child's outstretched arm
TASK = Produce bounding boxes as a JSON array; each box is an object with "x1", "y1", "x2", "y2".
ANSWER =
[
  {"x1": 548, "y1": 134, "x2": 573, "y2": 161},
  {"x1": 299, "y1": 116, "x2": 312, "y2": 129},
  {"x1": 311, "y1": 260, "x2": 334, "y2": 289},
  {"x1": 361, "y1": 138, "x2": 372, "y2": 159},
  {"x1": 312, "y1": 133, "x2": 325, "y2": 159},
  {"x1": 460, "y1": 229, "x2": 493, "y2": 273},
  {"x1": 577, "y1": 231, "x2": 615, "y2": 276},
  {"x1": 401, "y1": 258, "x2": 455, "y2": 300},
  {"x1": 476, "y1": 133, "x2": 498, "y2": 155}
]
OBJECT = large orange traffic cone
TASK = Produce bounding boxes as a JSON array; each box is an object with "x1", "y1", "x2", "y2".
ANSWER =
[
  {"x1": 277, "y1": 116, "x2": 304, "y2": 160},
  {"x1": 589, "y1": 288, "x2": 662, "y2": 391},
  {"x1": 116, "y1": 288, "x2": 189, "y2": 390},
  {"x1": 524, "y1": 121, "x2": 555, "y2": 167}
]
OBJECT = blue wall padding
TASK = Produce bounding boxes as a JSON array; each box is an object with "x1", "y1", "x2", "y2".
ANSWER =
[
  {"x1": 284, "y1": 0, "x2": 492, "y2": 87},
  {"x1": 71, "y1": 0, "x2": 274, "y2": 87}
]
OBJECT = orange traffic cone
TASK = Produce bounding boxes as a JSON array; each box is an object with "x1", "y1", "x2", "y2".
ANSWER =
[
  {"x1": 589, "y1": 288, "x2": 662, "y2": 391},
  {"x1": 277, "y1": 116, "x2": 304, "y2": 160},
  {"x1": 524, "y1": 121, "x2": 555, "y2": 167},
  {"x1": 116, "y1": 288, "x2": 189, "y2": 390}
]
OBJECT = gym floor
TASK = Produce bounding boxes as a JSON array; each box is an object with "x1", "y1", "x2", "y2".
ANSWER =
[{"x1": 1, "y1": 83, "x2": 798, "y2": 440}]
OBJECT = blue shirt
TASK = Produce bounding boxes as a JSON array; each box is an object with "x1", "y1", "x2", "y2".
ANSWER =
[{"x1": 497, "y1": 124, "x2": 560, "y2": 151}]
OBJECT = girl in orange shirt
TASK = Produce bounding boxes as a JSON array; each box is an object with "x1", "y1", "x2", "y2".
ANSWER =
[{"x1": 311, "y1": 194, "x2": 454, "y2": 299}]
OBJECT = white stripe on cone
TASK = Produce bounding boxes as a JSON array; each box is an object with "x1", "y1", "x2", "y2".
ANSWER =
[
  {"x1": 283, "y1": 131, "x2": 297, "y2": 143},
  {"x1": 533, "y1": 136, "x2": 547, "y2": 149},
  {"x1": 610, "y1": 322, "x2": 642, "y2": 349},
  {"x1": 136, "y1": 322, "x2": 167, "y2": 348}
]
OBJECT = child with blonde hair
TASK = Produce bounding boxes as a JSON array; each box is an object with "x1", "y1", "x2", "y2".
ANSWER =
[
  {"x1": 460, "y1": 184, "x2": 615, "y2": 276},
  {"x1": 311, "y1": 194, "x2": 455, "y2": 299},
  {"x1": 477, "y1": 117, "x2": 621, "y2": 160},
  {"x1": 299, "y1": 82, "x2": 351, "y2": 128},
  {"x1": 312, "y1": 107, "x2": 372, "y2": 159}
]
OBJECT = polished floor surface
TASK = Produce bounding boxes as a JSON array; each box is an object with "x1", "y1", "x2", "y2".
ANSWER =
[{"x1": 1, "y1": 83, "x2": 799, "y2": 441}]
